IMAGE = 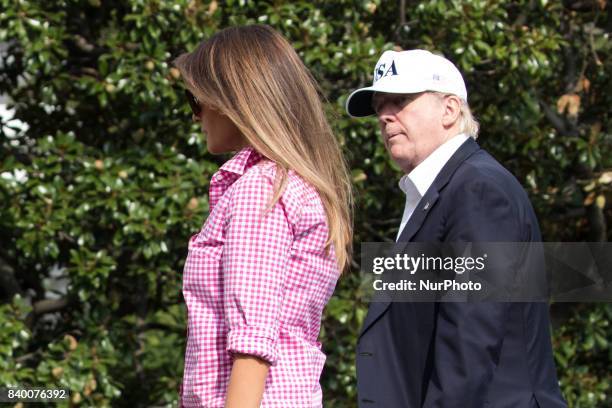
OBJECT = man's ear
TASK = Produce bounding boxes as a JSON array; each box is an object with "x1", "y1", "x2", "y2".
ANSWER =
[{"x1": 441, "y1": 95, "x2": 462, "y2": 128}]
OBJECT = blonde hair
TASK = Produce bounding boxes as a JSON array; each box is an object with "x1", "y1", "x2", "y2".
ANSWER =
[
  {"x1": 432, "y1": 92, "x2": 480, "y2": 138},
  {"x1": 458, "y1": 101, "x2": 479, "y2": 138},
  {"x1": 174, "y1": 25, "x2": 353, "y2": 271}
]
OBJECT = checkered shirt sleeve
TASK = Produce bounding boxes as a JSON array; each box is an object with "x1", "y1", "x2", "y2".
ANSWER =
[{"x1": 223, "y1": 166, "x2": 292, "y2": 364}]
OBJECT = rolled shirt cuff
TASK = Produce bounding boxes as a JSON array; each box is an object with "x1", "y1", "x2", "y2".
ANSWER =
[{"x1": 226, "y1": 326, "x2": 279, "y2": 365}]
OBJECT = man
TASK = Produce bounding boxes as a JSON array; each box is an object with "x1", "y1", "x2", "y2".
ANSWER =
[{"x1": 346, "y1": 50, "x2": 567, "y2": 407}]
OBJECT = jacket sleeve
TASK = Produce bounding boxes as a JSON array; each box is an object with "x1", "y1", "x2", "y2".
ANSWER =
[{"x1": 423, "y1": 176, "x2": 523, "y2": 407}]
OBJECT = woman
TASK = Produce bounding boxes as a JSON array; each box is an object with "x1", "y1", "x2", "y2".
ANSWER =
[{"x1": 174, "y1": 25, "x2": 353, "y2": 407}]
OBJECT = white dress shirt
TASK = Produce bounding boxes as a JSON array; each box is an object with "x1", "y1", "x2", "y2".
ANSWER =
[{"x1": 396, "y1": 133, "x2": 470, "y2": 240}]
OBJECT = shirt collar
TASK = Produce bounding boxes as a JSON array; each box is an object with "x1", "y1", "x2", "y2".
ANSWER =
[
  {"x1": 216, "y1": 146, "x2": 263, "y2": 177},
  {"x1": 209, "y1": 147, "x2": 264, "y2": 210},
  {"x1": 399, "y1": 133, "x2": 469, "y2": 197}
]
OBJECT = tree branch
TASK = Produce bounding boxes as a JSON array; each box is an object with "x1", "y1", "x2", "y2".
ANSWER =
[
  {"x1": 31, "y1": 298, "x2": 69, "y2": 315},
  {"x1": 586, "y1": 204, "x2": 607, "y2": 241},
  {"x1": 0, "y1": 256, "x2": 22, "y2": 302},
  {"x1": 15, "y1": 351, "x2": 40, "y2": 364},
  {"x1": 394, "y1": 0, "x2": 407, "y2": 44},
  {"x1": 140, "y1": 322, "x2": 185, "y2": 335},
  {"x1": 537, "y1": 97, "x2": 569, "y2": 136},
  {"x1": 399, "y1": 0, "x2": 406, "y2": 27},
  {"x1": 25, "y1": 297, "x2": 70, "y2": 328},
  {"x1": 369, "y1": 217, "x2": 402, "y2": 226},
  {"x1": 362, "y1": 222, "x2": 395, "y2": 242}
]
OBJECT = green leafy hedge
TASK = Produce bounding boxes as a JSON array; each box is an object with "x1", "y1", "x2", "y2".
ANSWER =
[{"x1": 0, "y1": 1, "x2": 610, "y2": 406}]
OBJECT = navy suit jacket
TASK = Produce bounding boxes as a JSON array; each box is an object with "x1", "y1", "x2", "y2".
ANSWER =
[{"x1": 356, "y1": 138, "x2": 567, "y2": 407}]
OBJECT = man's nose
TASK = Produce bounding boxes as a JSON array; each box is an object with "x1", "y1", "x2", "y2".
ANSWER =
[{"x1": 376, "y1": 103, "x2": 396, "y2": 123}]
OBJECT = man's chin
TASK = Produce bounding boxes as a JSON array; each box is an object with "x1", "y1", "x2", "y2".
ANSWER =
[
  {"x1": 387, "y1": 149, "x2": 413, "y2": 170},
  {"x1": 391, "y1": 158, "x2": 415, "y2": 173}
]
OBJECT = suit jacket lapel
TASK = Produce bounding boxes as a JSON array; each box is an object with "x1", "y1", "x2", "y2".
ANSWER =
[
  {"x1": 359, "y1": 138, "x2": 480, "y2": 340},
  {"x1": 359, "y1": 299, "x2": 390, "y2": 338},
  {"x1": 396, "y1": 189, "x2": 440, "y2": 242},
  {"x1": 397, "y1": 137, "x2": 480, "y2": 242}
]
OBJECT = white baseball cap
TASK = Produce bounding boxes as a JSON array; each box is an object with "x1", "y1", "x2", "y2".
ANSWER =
[{"x1": 346, "y1": 49, "x2": 468, "y2": 117}]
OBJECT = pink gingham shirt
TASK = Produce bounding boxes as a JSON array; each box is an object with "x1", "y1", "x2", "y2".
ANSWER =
[{"x1": 181, "y1": 147, "x2": 340, "y2": 407}]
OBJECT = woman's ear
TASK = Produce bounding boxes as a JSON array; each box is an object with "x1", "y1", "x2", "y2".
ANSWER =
[{"x1": 441, "y1": 95, "x2": 462, "y2": 129}]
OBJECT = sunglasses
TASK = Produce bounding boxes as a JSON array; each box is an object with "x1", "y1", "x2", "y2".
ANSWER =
[{"x1": 184, "y1": 89, "x2": 201, "y2": 117}]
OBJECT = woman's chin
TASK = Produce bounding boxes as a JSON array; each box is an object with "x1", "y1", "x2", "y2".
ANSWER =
[{"x1": 206, "y1": 144, "x2": 224, "y2": 155}]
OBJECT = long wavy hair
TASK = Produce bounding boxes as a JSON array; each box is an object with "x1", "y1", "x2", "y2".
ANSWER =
[{"x1": 174, "y1": 25, "x2": 353, "y2": 271}]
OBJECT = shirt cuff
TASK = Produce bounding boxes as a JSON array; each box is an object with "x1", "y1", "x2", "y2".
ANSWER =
[{"x1": 227, "y1": 326, "x2": 279, "y2": 365}]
